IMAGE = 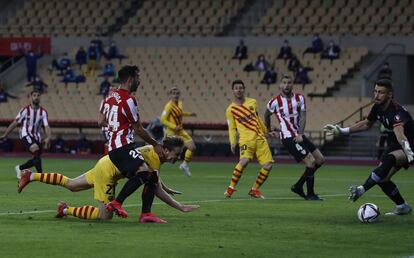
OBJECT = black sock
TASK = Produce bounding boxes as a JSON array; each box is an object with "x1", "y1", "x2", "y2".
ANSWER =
[
  {"x1": 378, "y1": 181, "x2": 405, "y2": 205},
  {"x1": 33, "y1": 157, "x2": 42, "y2": 173},
  {"x1": 306, "y1": 164, "x2": 321, "y2": 196},
  {"x1": 19, "y1": 159, "x2": 35, "y2": 170},
  {"x1": 141, "y1": 183, "x2": 156, "y2": 213},
  {"x1": 295, "y1": 167, "x2": 314, "y2": 187},
  {"x1": 116, "y1": 174, "x2": 146, "y2": 203},
  {"x1": 362, "y1": 172, "x2": 379, "y2": 192}
]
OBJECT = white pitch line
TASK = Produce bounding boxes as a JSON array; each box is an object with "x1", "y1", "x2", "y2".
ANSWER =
[{"x1": 0, "y1": 193, "x2": 386, "y2": 217}]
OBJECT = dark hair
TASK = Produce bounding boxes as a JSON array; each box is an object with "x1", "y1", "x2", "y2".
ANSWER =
[
  {"x1": 281, "y1": 74, "x2": 292, "y2": 80},
  {"x1": 375, "y1": 78, "x2": 393, "y2": 91},
  {"x1": 118, "y1": 65, "x2": 139, "y2": 83},
  {"x1": 162, "y1": 136, "x2": 184, "y2": 151},
  {"x1": 231, "y1": 79, "x2": 244, "y2": 89},
  {"x1": 30, "y1": 89, "x2": 41, "y2": 95}
]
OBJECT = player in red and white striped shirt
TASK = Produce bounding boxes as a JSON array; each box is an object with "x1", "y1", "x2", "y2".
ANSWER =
[
  {"x1": 1, "y1": 90, "x2": 51, "y2": 178},
  {"x1": 264, "y1": 75, "x2": 325, "y2": 200},
  {"x1": 98, "y1": 65, "x2": 163, "y2": 217}
]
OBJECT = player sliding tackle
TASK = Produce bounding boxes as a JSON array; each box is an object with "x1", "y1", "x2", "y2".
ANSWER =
[
  {"x1": 18, "y1": 136, "x2": 199, "y2": 223},
  {"x1": 324, "y1": 79, "x2": 413, "y2": 215}
]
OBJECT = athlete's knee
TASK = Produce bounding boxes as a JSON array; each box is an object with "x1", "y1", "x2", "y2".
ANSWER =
[
  {"x1": 65, "y1": 180, "x2": 81, "y2": 192},
  {"x1": 317, "y1": 155, "x2": 326, "y2": 166},
  {"x1": 263, "y1": 162, "x2": 273, "y2": 171},
  {"x1": 304, "y1": 155, "x2": 316, "y2": 168},
  {"x1": 190, "y1": 144, "x2": 196, "y2": 152},
  {"x1": 29, "y1": 144, "x2": 40, "y2": 153},
  {"x1": 238, "y1": 158, "x2": 249, "y2": 168}
]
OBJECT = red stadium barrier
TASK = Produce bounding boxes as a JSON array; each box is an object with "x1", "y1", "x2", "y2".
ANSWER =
[{"x1": 0, "y1": 37, "x2": 51, "y2": 56}]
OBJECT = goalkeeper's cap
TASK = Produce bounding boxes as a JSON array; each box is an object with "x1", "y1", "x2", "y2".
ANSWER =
[{"x1": 375, "y1": 78, "x2": 393, "y2": 91}]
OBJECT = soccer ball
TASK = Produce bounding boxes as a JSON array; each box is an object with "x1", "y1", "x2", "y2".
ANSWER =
[{"x1": 357, "y1": 203, "x2": 380, "y2": 223}]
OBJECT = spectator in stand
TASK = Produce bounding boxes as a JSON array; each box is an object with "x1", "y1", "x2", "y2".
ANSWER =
[
  {"x1": 20, "y1": 48, "x2": 43, "y2": 82},
  {"x1": 61, "y1": 65, "x2": 86, "y2": 85},
  {"x1": 91, "y1": 36, "x2": 104, "y2": 59},
  {"x1": 26, "y1": 76, "x2": 48, "y2": 94},
  {"x1": 232, "y1": 39, "x2": 248, "y2": 63},
  {"x1": 303, "y1": 34, "x2": 324, "y2": 56},
  {"x1": 99, "y1": 76, "x2": 112, "y2": 96},
  {"x1": 261, "y1": 65, "x2": 277, "y2": 87},
  {"x1": 87, "y1": 42, "x2": 99, "y2": 75},
  {"x1": 51, "y1": 52, "x2": 71, "y2": 75},
  {"x1": 288, "y1": 54, "x2": 301, "y2": 74},
  {"x1": 277, "y1": 40, "x2": 293, "y2": 60},
  {"x1": 254, "y1": 54, "x2": 270, "y2": 72},
  {"x1": 107, "y1": 41, "x2": 127, "y2": 64},
  {"x1": 377, "y1": 62, "x2": 392, "y2": 80},
  {"x1": 321, "y1": 40, "x2": 341, "y2": 60},
  {"x1": 75, "y1": 46, "x2": 87, "y2": 69},
  {"x1": 294, "y1": 66, "x2": 311, "y2": 88},
  {"x1": 99, "y1": 61, "x2": 115, "y2": 77},
  {"x1": 0, "y1": 84, "x2": 18, "y2": 103},
  {"x1": 52, "y1": 134, "x2": 68, "y2": 153},
  {"x1": 72, "y1": 134, "x2": 92, "y2": 154}
]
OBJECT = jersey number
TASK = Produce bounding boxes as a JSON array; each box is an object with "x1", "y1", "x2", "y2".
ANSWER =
[
  {"x1": 104, "y1": 104, "x2": 120, "y2": 131},
  {"x1": 129, "y1": 149, "x2": 144, "y2": 160},
  {"x1": 295, "y1": 143, "x2": 307, "y2": 155}
]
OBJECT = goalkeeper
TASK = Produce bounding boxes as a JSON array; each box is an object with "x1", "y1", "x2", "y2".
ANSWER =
[{"x1": 324, "y1": 79, "x2": 413, "y2": 216}]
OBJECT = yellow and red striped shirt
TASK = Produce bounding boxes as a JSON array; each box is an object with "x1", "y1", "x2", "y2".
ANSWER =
[
  {"x1": 226, "y1": 97, "x2": 268, "y2": 145},
  {"x1": 161, "y1": 100, "x2": 192, "y2": 134}
]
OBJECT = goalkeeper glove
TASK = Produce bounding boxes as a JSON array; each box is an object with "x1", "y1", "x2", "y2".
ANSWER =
[
  {"x1": 323, "y1": 124, "x2": 350, "y2": 136},
  {"x1": 401, "y1": 140, "x2": 414, "y2": 163}
]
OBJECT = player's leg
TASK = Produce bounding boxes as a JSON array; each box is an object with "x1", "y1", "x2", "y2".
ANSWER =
[
  {"x1": 250, "y1": 139, "x2": 274, "y2": 199},
  {"x1": 56, "y1": 201, "x2": 103, "y2": 220},
  {"x1": 179, "y1": 132, "x2": 195, "y2": 177},
  {"x1": 224, "y1": 155, "x2": 251, "y2": 198},
  {"x1": 349, "y1": 149, "x2": 408, "y2": 202},
  {"x1": 302, "y1": 137, "x2": 324, "y2": 200},
  {"x1": 18, "y1": 169, "x2": 92, "y2": 193},
  {"x1": 16, "y1": 137, "x2": 39, "y2": 178},
  {"x1": 282, "y1": 137, "x2": 310, "y2": 199},
  {"x1": 107, "y1": 169, "x2": 153, "y2": 218},
  {"x1": 139, "y1": 181, "x2": 167, "y2": 224},
  {"x1": 29, "y1": 143, "x2": 43, "y2": 173}
]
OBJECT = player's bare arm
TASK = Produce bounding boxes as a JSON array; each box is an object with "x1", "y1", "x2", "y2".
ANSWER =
[
  {"x1": 393, "y1": 124, "x2": 414, "y2": 162},
  {"x1": 97, "y1": 113, "x2": 107, "y2": 127},
  {"x1": 0, "y1": 120, "x2": 18, "y2": 141},
  {"x1": 295, "y1": 111, "x2": 307, "y2": 143},
  {"x1": 44, "y1": 126, "x2": 52, "y2": 149},
  {"x1": 324, "y1": 119, "x2": 374, "y2": 136},
  {"x1": 264, "y1": 109, "x2": 279, "y2": 138},
  {"x1": 132, "y1": 120, "x2": 163, "y2": 155},
  {"x1": 154, "y1": 182, "x2": 199, "y2": 212}
]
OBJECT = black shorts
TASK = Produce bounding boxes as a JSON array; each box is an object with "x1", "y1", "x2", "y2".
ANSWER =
[
  {"x1": 282, "y1": 135, "x2": 317, "y2": 162},
  {"x1": 21, "y1": 136, "x2": 41, "y2": 152},
  {"x1": 382, "y1": 141, "x2": 414, "y2": 169},
  {"x1": 108, "y1": 143, "x2": 146, "y2": 178}
]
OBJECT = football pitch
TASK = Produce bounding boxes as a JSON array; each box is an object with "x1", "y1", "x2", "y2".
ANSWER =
[{"x1": 0, "y1": 157, "x2": 413, "y2": 258}]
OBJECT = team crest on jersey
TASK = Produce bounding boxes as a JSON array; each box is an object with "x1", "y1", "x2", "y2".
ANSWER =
[
  {"x1": 249, "y1": 106, "x2": 254, "y2": 111},
  {"x1": 394, "y1": 114, "x2": 401, "y2": 122}
]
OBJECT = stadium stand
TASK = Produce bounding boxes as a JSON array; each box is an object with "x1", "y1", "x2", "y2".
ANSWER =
[
  {"x1": 0, "y1": 46, "x2": 370, "y2": 142},
  {"x1": 252, "y1": 0, "x2": 414, "y2": 36},
  {"x1": 0, "y1": 0, "x2": 130, "y2": 37},
  {"x1": 119, "y1": 0, "x2": 245, "y2": 36}
]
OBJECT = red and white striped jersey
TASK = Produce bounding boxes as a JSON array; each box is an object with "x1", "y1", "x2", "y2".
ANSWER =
[
  {"x1": 267, "y1": 93, "x2": 306, "y2": 139},
  {"x1": 15, "y1": 105, "x2": 49, "y2": 142},
  {"x1": 100, "y1": 88, "x2": 139, "y2": 151}
]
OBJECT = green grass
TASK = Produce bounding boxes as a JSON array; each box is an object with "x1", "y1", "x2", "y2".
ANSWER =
[{"x1": 0, "y1": 158, "x2": 413, "y2": 258}]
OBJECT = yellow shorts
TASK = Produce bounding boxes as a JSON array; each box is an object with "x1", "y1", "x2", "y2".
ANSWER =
[
  {"x1": 239, "y1": 138, "x2": 274, "y2": 165},
  {"x1": 85, "y1": 156, "x2": 124, "y2": 204},
  {"x1": 164, "y1": 129, "x2": 193, "y2": 143}
]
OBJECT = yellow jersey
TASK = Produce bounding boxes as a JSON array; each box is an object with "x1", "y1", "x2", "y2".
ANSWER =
[
  {"x1": 225, "y1": 97, "x2": 268, "y2": 145},
  {"x1": 161, "y1": 100, "x2": 192, "y2": 134},
  {"x1": 138, "y1": 145, "x2": 161, "y2": 171}
]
